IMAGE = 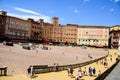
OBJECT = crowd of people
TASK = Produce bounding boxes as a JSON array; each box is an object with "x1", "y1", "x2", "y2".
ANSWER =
[
  {"x1": 74, "y1": 67, "x2": 98, "y2": 80},
  {"x1": 66, "y1": 56, "x2": 112, "y2": 80}
]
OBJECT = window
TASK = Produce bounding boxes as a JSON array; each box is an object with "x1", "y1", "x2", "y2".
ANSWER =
[
  {"x1": 18, "y1": 33, "x2": 20, "y2": 36},
  {"x1": 12, "y1": 32, "x2": 15, "y2": 35},
  {"x1": 24, "y1": 33, "x2": 26, "y2": 37},
  {"x1": 24, "y1": 24, "x2": 26, "y2": 30},
  {"x1": 15, "y1": 32, "x2": 17, "y2": 36},
  {"x1": 20, "y1": 23, "x2": 23, "y2": 30},
  {"x1": 10, "y1": 32, "x2": 12, "y2": 35},
  {"x1": 11, "y1": 20, "x2": 14, "y2": 24},
  {"x1": 6, "y1": 20, "x2": 9, "y2": 24},
  {"x1": 16, "y1": 22, "x2": 19, "y2": 29},
  {"x1": 20, "y1": 32, "x2": 22, "y2": 36}
]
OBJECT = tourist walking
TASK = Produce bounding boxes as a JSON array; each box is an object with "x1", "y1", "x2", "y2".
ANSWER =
[
  {"x1": 110, "y1": 55, "x2": 112, "y2": 61},
  {"x1": 67, "y1": 67, "x2": 71, "y2": 75},
  {"x1": 75, "y1": 74, "x2": 80, "y2": 80},
  {"x1": 27, "y1": 66, "x2": 31, "y2": 77},
  {"x1": 78, "y1": 69, "x2": 82, "y2": 78},
  {"x1": 100, "y1": 59, "x2": 103, "y2": 64},
  {"x1": 53, "y1": 63, "x2": 56, "y2": 72},
  {"x1": 93, "y1": 67, "x2": 96, "y2": 76},
  {"x1": 106, "y1": 61, "x2": 108, "y2": 68},
  {"x1": 110, "y1": 57, "x2": 112, "y2": 61},
  {"x1": 88, "y1": 67, "x2": 92, "y2": 76},
  {"x1": 83, "y1": 67, "x2": 87, "y2": 76},
  {"x1": 56, "y1": 63, "x2": 59, "y2": 71},
  {"x1": 30, "y1": 65, "x2": 33, "y2": 78},
  {"x1": 98, "y1": 70, "x2": 101, "y2": 77},
  {"x1": 70, "y1": 68, "x2": 74, "y2": 77},
  {"x1": 78, "y1": 67, "x2": 82, "y2": 72},
  {"x1": 104, "y1": 61, "x2": 106, "y2": 67}
]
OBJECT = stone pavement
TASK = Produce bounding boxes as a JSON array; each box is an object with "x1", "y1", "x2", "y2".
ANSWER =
[
  {"x1": 0, "y1": 49, "x2": 118, "y2": 80},
  {"x1": 0, "y1": 44, "x2": 107, "y2": 74},
  {"x1": 105, "y1": 60, "x2": 120, "y2": 80}
]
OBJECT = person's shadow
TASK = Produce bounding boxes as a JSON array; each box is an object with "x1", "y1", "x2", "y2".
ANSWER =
[{"x1": 31, "y1": 74, "x2": 38, "y2": 78}]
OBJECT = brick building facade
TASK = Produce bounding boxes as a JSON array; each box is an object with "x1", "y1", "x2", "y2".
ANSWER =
[
  {"x1": 28, "y1": 18, "x2": 42, "y2": 42},
  {"x1": 0, "y1": 10, "x2": 113, "y2": 47},
  {"x1": 0, "y1": 11, "x2": 30, "y2": 42},
  {"x1": 43, "y1": 17, "x2": 78, "y2": 45}
]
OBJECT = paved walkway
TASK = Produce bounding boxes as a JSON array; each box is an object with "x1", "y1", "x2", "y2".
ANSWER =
[
  {"x1": 0, "y1": 49, "x2": 118, "y2": 80},
  {"x1": 105, "y1": 60, "x2": 120, "y2": 80}
]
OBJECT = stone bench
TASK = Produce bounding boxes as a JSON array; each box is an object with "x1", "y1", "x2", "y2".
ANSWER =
[{"x1": 0, "y1": 67, "x2": 7, "y2": 76}]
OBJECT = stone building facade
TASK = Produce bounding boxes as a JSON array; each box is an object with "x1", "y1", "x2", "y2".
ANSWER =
[
  {"x1": 77, "y1": 26, "x2": 109, "y2": 47},
  {"x1": 109, "y1": 25, "x2": 120, "y2": 48}
]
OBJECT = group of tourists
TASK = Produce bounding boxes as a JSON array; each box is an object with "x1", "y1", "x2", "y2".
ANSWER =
[
  {"x1": 67, "y1": 66, "x2": 94, "y2": 80},
  {"x1": 74, "y1": 67, "x2": 97, "y2": 80},
  {"x1": 53, "y1": 63, "x2": 59, "y2": 72},
  {"x1": 96, "y1": 57, "x2": 109, "y2": 68},
  {"x1": 98, "y1": 58, "x2": 108, "y2": 68}
]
